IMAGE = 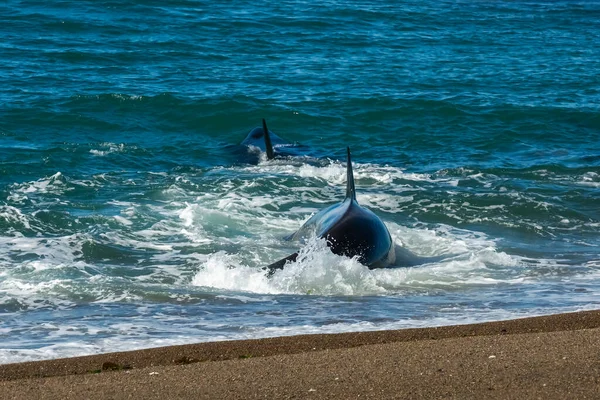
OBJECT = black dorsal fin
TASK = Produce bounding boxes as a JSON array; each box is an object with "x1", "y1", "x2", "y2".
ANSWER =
[
  {"x1": 262, "y1": 119, "x2": 275, "y2": 160},
  {"x1": 346, "y1": 147, "x2": 356, "y2": 201}
]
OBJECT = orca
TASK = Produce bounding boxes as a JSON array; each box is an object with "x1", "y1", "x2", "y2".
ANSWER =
[
  {"x1": 241, "y1": 119, "x2": 278, "y2": 160},
  {"x1": 238, "y1": 119, "x2": 317, "y2": 165},
  {"x1": 265, "y1": 147, "x2": 397, "y2": 273}
]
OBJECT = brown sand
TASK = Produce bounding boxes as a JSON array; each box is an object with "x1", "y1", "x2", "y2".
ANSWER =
[{"x1": 2, "y1": 310, "x2": 600, "y2": 399}]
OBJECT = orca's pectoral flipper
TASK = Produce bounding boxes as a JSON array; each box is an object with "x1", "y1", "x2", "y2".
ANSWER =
[
  {"x1": 390, "y1": 244, "x2": 462, "y2": 268},
  {"x1": 262, "y1": 118, "x2": 275, "y2": 160},
  {"x1": 346, "y1": 147, "x2": 356, "y2": 201},
  {"x1": 263, "y1": 252, "x2": 298, "y2": 276}
]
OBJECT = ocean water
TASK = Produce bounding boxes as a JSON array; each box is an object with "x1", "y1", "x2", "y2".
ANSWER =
[{"x1": 1, "y1": 0, "x2": 599, "y2": 364}]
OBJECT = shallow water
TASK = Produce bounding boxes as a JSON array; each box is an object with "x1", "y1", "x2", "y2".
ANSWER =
[{"x1": 1, "y1": 0, "x2": 599, "y2": 363}]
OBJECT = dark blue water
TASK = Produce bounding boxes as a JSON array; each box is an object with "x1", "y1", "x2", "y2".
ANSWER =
[{"x1": 1, "y1": 0, "x2": 599, "y2": 363}]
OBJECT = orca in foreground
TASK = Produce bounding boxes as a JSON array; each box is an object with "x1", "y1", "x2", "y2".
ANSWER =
[{"x1": 265, "y1": 147, "x2": 397, "y2": 274}]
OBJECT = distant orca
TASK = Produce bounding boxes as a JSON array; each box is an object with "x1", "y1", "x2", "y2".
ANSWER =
[
  {"x1": 240, "y1": 119, "x2": 310, "y2": 162},
  {"x1": 265, "y1": 147, "x2": 397, "y2": 273},
  {"x1": 241, "y1": 119, "x2": 278, "y2": 159},
  {"x1": 240, "y1": 119, "x2": 297, "y2": 160}
]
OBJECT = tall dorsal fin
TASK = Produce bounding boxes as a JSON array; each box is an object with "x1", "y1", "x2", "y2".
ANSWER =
[
  {"x1": 346, "y1": 147, "x2": 356, "y2": 201},
  {"x1": 262, "y1": 119, "x2": 275, "y2": 160}
]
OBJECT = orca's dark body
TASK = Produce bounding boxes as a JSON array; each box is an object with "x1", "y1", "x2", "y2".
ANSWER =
[
  {"x1": 266, "y1": 148, "x2": 396, "y2": 273},
  {"x1": 240, "y1": 119, "x2": 310, "y2": 161},
  {"x1": 240, "y1": 119, "x2": 279, "y2": 159}
]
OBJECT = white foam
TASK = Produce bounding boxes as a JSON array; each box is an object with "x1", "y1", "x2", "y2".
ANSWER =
[
  {"x1": 190, "y1": 225, "x2": 524, "y2": 296},
  {"x1": 89, "y1": 142, "x2": 130, "y2": 156},
  {"x1": 101, "y1": 231, "x2": 173, "y2": 251},
  {"x1": 221, "y1": 160, "x2": 458, "y2": 187},
  {"x1": 0, "y1": 206, "x2": 31, "y2": 230},
  {"x1": 16, "y1": 172, "x2": 68, "y2": 196},
  {"x1": 3, "y1": 304, "x2": 597, "y2": 365},
  {"x1": 192, "y1": 251, "x2": 274, "y2": 293},
  {"x1": 113, "y1": 215, "x2": 133, "y2": 226},
  {"x1": 191, "y1": 237, "x2": 387, "y2": 297},
  {"x1": 577, "y1": 172, "x2": 600, "y2": 187},
  {"x1": 0, "y1": 234, "x2": 87, "y2": 265}
]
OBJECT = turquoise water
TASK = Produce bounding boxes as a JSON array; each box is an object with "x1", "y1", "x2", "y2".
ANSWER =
[{"x1": 1, "y1": 1, "x2": 599, "y2": 363}]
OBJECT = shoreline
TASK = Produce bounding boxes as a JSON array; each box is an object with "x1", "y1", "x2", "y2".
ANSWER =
[{"x1": 2, "y1": 309, "x2": 600, "y2": 398}]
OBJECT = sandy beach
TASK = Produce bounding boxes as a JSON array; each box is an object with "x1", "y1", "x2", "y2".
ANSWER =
[{"x1": 1, "y1": 309, "x2": 600, "y2": 399}]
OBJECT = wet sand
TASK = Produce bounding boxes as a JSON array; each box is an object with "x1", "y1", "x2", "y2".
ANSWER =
[{"x1": 2, "y1": 309, "x2": 600, "y2": 399}]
